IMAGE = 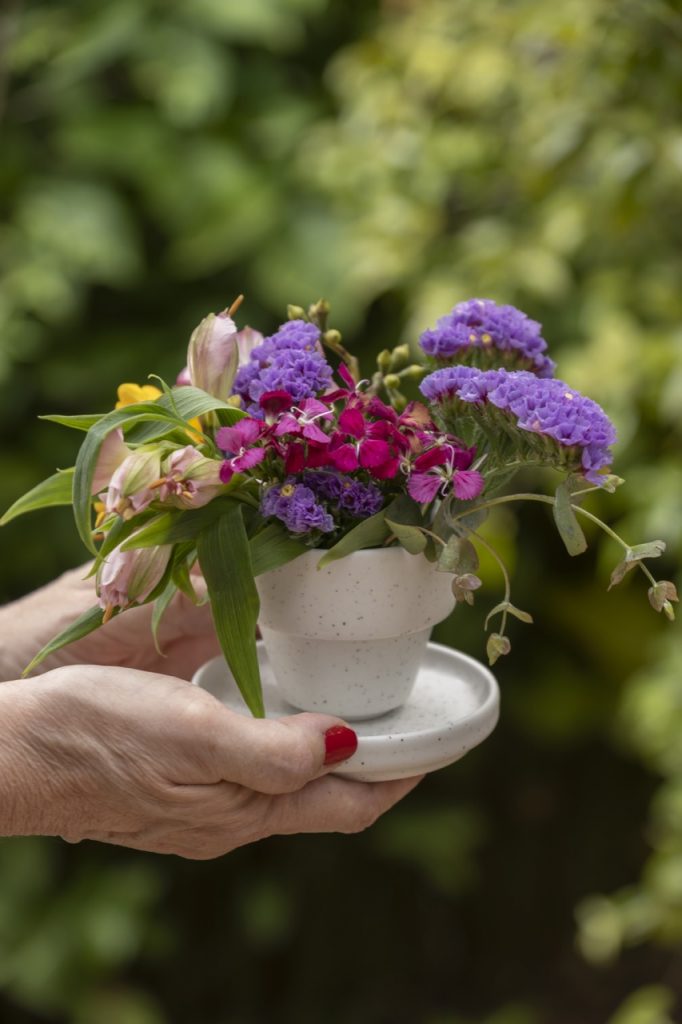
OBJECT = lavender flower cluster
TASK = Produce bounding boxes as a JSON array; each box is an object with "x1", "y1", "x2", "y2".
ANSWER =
[
  {"x1": 421, "y1": 366, "x2": 617, "y2": 483},
  {"x1": 260, "y1": 471, "x2": 384, "y2": 534},
  {"x1": 233, "y1": 320, "x2": 333, "y2": 409},
  {"x1": 260, "y1": 482, "x2": 334, "y2": 534},
  {"x1": 420, "y1": 299, "x2": 556, "y2": 378}
]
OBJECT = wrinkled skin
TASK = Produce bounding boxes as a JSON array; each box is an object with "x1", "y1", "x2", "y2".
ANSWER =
[{"x1": 0, "y1": 567, "x2": 422, "y2": 858}]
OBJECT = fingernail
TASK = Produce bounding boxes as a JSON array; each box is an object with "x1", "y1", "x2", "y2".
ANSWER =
[{"x1": 324, "y1": 725, "x2": 358, "y2": 765}]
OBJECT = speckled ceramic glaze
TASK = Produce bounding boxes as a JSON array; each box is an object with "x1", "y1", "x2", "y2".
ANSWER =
[
  {"x1": 255, "y1": 547, "x2": 456, "y2": 719},
  {"x1": 193, "y1": 642, "x2": 500, "y2": 781}
]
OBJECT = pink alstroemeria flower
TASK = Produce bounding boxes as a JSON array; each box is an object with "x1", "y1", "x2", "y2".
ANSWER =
[
  {"x1": 98, "y1": 540, "x2": 171, "y2": 620},
  {"x1": 157, "y1": 446, "x2": 223, "y2": 509},
  {"x1": 105, "y1": 448, "x2": 162, "y2": 520},
  {"x1": 216, "y1": 418, "x2": 267, "y2": 482}
]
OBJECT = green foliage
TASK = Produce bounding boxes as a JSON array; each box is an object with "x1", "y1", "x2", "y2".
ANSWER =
[{"x1": 1, "y1": 0, "x2": 681, "y2": 1021}]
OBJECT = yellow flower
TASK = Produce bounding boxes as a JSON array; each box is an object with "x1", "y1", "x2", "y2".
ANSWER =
[{"x1": 115, "y1": 383, "x2": 162, "y2": 409}]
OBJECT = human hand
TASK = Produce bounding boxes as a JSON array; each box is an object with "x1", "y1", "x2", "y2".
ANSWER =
[
  {"x1": 0, "y1": 665, "x2": 422, "y2": 858},
  {"x1": 0, "y1": 564, "x2": 220, "y2": 681}
]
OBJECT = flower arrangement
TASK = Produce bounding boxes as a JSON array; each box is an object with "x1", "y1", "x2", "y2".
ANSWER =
[{"x1": 3, "y1": 296, "x2": 676, "y2": 716}]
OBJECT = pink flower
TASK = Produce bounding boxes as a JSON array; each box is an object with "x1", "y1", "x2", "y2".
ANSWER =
[
  {"x1": 407, "y1": 442, "x2": 484, "y2": 504},
  {"x1": 187, "y1": 311, "x2": 239, "y2": 400},
  {"x1": 216, "y1": 418, "x2": 267, "y2": 482},
  {"x1": 157, "y1": 446, "x2": 223, "y2": 509},
  {"x1": 273, "y1": 398, "x2": 333, "y2": 445},
  {"x1": 105, "y1": 449, "x2": 162, "y2": 520},
  {"x1": 91, "y1": 429, "x2": 128, "y2": 495},
  {"x1": 407, "y1": 473, "x2": 442, "y2": 503},
  {"x1": 98, "y1": 540, "x2": 171, "y2": 617}
]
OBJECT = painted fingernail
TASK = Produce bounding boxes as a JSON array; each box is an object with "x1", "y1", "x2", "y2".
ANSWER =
[{"x1": 324, "y1": 725, "x2": 358, "y2": 765}]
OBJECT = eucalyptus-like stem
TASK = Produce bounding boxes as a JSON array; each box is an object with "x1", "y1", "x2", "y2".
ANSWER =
[
  {"x1": 449, "y1": 492, "x2": 658, "y2": 587},
  {"x1": 465, "y1": 526, "x2": 512, "y2": 634}
]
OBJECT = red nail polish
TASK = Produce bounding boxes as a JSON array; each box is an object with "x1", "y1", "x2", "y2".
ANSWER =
[{"x1": 324, "y1": 725, "x2": 358, "y2": 765}]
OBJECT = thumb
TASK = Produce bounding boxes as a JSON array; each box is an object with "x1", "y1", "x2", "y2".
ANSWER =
[{"x1": 208, "y1": 708, "x2": 359, "y2": 795}]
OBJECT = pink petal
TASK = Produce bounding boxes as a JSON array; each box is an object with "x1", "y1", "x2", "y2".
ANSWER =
[
  {"x1": 359, "y1": 438, "x2": 392, "y2": 469},
  {"x1": 273, "y1": 414, "x2": 302, "y2": 437},
  {"x1": 452, "y1": 445, "x2": 475, "y2": 471},
  {"x1": 339, "y1": 406, "x2": 366, "y2": 439},
  {"x1": 370, "y1": 457, "x2": 400, "y2": 480},
  {"x1": 338, "y1": 364, "x2": 356, "y2": 390},
  {"x1": 300, "y1": 398, "x2": 332, "y2": 419},
  {"x1": 220, "y1": 461, "x2": 235, "y2": 484},
  {"x1": 328, "y1": 444, "x2": 358, "y2": 472},
  {"x1": 305, "y1": 446, "x2": 331, "y2": 468},
  {"x1": 259, "y1": 390, "x2": 293, "y2": 416},
  {"x1": 284, "y1": 444, "x2": 306, "y2": 474},
  {"x1": 408, "y1": 473, "x2": 442, "y2": 503},
  {"x1": 216, "y1": 418, "x2": 262, "y2": 453},
  {"x1": 453, "y1": 469, "x2": 485, "y2": 500},
  {"x1": 302, "y1": 422, "x2": 331, "y2": 445},
  {"x1": 414, "y1": 446, "x2": 449, "y2": 472},
  {"x1": 232, "y1": 447, "x2": 266, "y2": 473}
]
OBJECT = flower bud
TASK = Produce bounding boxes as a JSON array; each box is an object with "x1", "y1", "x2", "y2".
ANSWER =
[
  {"x1": 105, "y1": 448, "x2": 162, "y2": 520},
  {"x1": 308, "y1": 298, "x2": 330, "y2": 329},
  {"x1": 648, "y1": 580, "x2": 678, "y2": 614},
  {"x1": 377, "y1": 349, "x2": 392, "y2": 373},
  {"x1": 287, "y1": 305, "x2": 307, "y2": 321},
  {"x1": 401, "y1": 364, "x2": 427, "y2": 381},
  {"x1": 384, "y1": 373, "x2": 401, "y2": 390},
  {"x1": 187, "y1": 311, "x2": 239, "y2": 400},
  {"x1": 389, "y1": 344, "x2": 410, "y2": 371},
  {"x1": 91, "y1": 429, "x2": 128, "y2": 496},
  {"x1": 486, "y1": 632, "x2": 511, "y2": 666},
  {"x1": 158, "y1": 446, "x2": 223, "y2": 509},
  {"x1": 98, "y1": 541, "x2": 171, "y2": 617}
]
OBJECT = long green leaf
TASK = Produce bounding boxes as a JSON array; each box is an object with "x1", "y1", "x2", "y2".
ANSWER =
[
  {"x1": 121, "y1": 496, "x2": 240, "y2": 550},
  {"x1": 151, "y1": 580, "x2": 178, "y2": 656},
  {"x1": 127, "y1": 387, "x2": 245, "y2": 443},
  {"x1": 197, "y1": 506, "x2": 264, "y2": 717},
  {"x1": 40, "y1": 413, "x2": 106, "y2": 431},
  {"x1": 249, "y1": 523, "x2": 307, "y2": 576},
  {"x1": 1, "y1": 468, "x2": 74, "y2": 526},
  {"x1": 385, "y1": 518, "x2": 427, "y2": 554},
  {"x1": 316, "y1": 494, "x2": 417, "y2": 568},
  {"x1": 22, "y1": 605, "x2": 106, "y2": 676},
  {"x1": 552, "y1": 481, "x2": 588, "y2": 556}
]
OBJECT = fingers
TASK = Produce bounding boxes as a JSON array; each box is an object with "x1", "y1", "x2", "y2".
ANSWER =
[
  {"x1": 269, "y1": 775, "x2": 424, "y2": 836},
  {"x1": 205, "y1": 708, "x2": 361, "y2": 795}
]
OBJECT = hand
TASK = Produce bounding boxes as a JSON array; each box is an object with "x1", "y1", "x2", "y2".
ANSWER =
[
  {"x1": 0, "y1": 666, "x2": 421, "y2": 858},
  {"x1": 0, "y1": 564, "x2": 221, "y2": 681}
]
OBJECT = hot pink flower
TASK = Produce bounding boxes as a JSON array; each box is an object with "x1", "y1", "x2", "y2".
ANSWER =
[
  {"x1": 273, "y1": 398, "x2": 333, "y2": 445},
  {"x1": 217, "y1": 418, "x2": 267, "y2": 482}
]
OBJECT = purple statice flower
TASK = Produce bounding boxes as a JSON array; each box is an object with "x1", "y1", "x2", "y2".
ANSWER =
[
  {"x1": 302, "y1": 470, "x2": 384, "y2": 519},
  {"x1": 233, "y1": 320, "x2": 333, "y2": 409},
  {"x1": 260, "y1": 481, "x2": 334, "y2": 534},
  {"x1": 421, "y1": 367, "x2": 617, "y2": 484},
  {"x1": 420, "y1": 365, "x2": 504, "y2": 404},
  {"x1": 338, "y1": 478, "x2": 384, "y2": 518},
  {"x1": 420, "y1": 299, "x2": 556, "y2": 378}
]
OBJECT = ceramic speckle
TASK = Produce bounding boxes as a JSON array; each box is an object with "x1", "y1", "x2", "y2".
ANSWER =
[
  {"x1": 255, "y1": 548, "x2": 456, "y2": 719},
  {"x1": 193, "y1": 642, "x2": 500, "y2": 782}
]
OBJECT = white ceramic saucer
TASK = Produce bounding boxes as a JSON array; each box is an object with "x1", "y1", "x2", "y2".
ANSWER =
[{"x1": 193, "y1": 642, "x2": 499, "y2": 782}]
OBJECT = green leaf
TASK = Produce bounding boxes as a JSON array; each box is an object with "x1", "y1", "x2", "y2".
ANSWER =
[
  {"x1": 120, "y1": 496, "x2": 240, "y2": 550},
  {"x1": 1, "y1": 468, "x2": 74, "y2": 526},
  {"x1": 385, "y1": 518, "x2": 427, "y2": 554},
  {"x1": 197, "y1": 505, "x2": 264, "y2": 717},
  {"x1": 486, "y1": 632, "x2": 511, "y2": 667},
  {"x1": 484, "y1": 600, "x2": 533, "y2": 630},
  {"x1": 151, "y1": 580, "x2": 179, "y2": 656},
  {"x1": 127, "y1": 387, "x2": 245, "y2": 443},
  {"x1": 437, "y1": 535, "x2": 479, "y2": 574},
  {"x1": 626, "y1": 540, "x2": 666, "y2": 561},
  {"x1": 317, "y1": 508, "x2": 390, "y2": 568},
  {"x1": 22, "y1": 605, "x2": 106, "y2": 677},
  {"x1": 249, "y1": 522, "x2": 307, "y2": 577},
  {"x1": 552, "y1": 481, "x2": 588, "y2": 556},
  {"x1": 40, "y1": 413, "x2": 106, "y2": 431}
]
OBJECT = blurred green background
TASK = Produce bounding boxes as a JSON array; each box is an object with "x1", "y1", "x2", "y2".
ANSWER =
[{"x1": 1, "y1": 0, "x2": 681, "y2": 1021}]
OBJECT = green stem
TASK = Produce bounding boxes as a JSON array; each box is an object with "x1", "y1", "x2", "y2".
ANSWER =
[{"x1": 465, "y1": 526, "x2": 512, "y2": 634}]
